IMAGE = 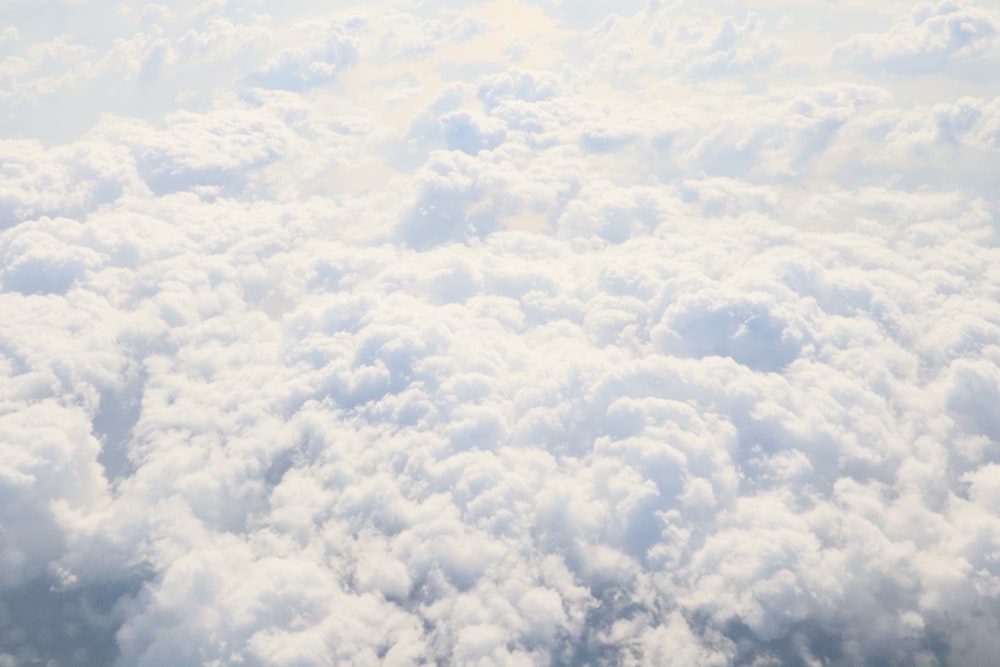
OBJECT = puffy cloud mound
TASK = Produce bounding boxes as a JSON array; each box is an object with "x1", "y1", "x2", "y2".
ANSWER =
[
  {"x1": 2, "y1": 1, "x2": 1000, "y2": 666},
  {"x1": 831, "y1": 1, "x2": 999, "y2": 74}
]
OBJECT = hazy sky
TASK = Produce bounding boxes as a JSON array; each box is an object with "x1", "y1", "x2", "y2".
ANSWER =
[{"x1": 2, "y1": 1, "x2": 1000, "y2": 666}]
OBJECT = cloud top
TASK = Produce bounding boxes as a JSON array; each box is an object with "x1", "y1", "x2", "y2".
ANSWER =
[{"x1": 2, "y1": 1, "x2": 1000, "y2": 666}]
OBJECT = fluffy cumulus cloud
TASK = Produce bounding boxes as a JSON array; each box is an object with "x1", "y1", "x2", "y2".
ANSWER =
[
  {"x1": 830, "y1": 1, "x2": 998, "y2": 74},
  {"x1": 2, "y1": 1, "x2": 1000, "y2": 666}
]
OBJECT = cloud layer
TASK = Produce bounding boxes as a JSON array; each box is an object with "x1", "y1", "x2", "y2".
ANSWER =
[{"x1": 2, "y1": 1, "x2": 1000, "y2": 666}]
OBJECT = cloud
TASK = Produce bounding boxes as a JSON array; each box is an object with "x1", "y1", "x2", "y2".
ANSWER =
[
  {"x1": 2, "y1": 1, "x2": 1000, "y2": 666},
  {"x1": 248, "y1": 17, "x2": 362, "y2": 91},
  {"x1": 831, "y1": 1, "x2": 999, "y2": 74}
]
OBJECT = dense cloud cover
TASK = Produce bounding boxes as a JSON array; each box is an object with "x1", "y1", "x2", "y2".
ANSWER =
[{"x1": 2, "y1": 1, "x2": 1000, "y2": 665}]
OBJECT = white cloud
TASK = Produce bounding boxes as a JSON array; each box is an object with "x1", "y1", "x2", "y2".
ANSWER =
[
  {"x1": 249, "y1": 16, "x2": 363, "y2": 91},
  {"x1": 831, "y1": 1, "x2": 999, "y2": 74},
  {"x1": 2, "y1": 1, "x2": 1000, "y2": 666}
]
